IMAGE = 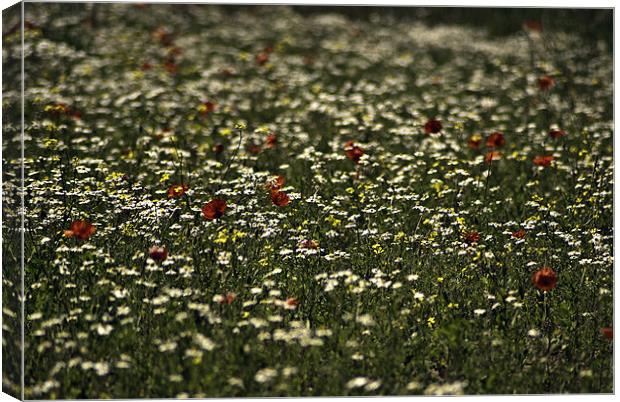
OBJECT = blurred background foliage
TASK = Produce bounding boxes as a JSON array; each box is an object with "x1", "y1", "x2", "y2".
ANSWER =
[
  {"x1": 7, "y1": 5, "x2": 612, "y2": 52},
  {"x1": 292, "y1": 6, "x2": 612, "y2": 50}
]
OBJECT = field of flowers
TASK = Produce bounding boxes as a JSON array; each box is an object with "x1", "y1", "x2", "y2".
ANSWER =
[{"x1": 2, "y1": 3, "x2": 613, "y2": 398}]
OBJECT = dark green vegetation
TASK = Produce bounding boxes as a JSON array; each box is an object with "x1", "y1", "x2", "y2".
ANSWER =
[
  {"x1": 2, "y1": 4, "x2": 613, "y2": 398},
  {"x1": 2, "y1": 3, "x2": 24, "y2": 400}
]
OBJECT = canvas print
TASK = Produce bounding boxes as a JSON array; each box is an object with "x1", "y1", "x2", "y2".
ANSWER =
[{"x1": 1, "y1": 3, "x2": 613, "y2": 399}]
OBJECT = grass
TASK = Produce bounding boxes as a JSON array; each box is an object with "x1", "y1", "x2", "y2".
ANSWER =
[{"x1": 1, "y1": 3, "x2": 613, "y2": 398}]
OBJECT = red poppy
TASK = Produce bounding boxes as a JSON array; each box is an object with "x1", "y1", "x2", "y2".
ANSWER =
[
  {"x1": 486, "y1": 132, "x2": 505, "y2": 148},
  {"x1": 47, "y1": 103, "x2": 80, "y2": 120},
  {"x1": 523, "y1": 20, "x2": 543, "y2": 32},
  {"x1": 48, "y1": 103, "x2": 70, "y2": 116},
  {"x1": 64, "y1": 220, "x2": 96, "y2": 240},
  {"x1": 265, "y1": 175, "x2": 285, "y2": 192},
  {"x1": 533, "y1": 155, "x2": 554, "y2": 167},
  {"x1": 548, "y1": 129, "x2": 566, "y2": 139},
  {"x1": 463, "y1": 231, "x2": 480, "y2": 244},
  {"x1": 217, "y1": 293, "x2": 236, "y2": 305},
  {"x1": 265, "y1": 133, "x2": 278, "y2": 149},
  {"x1": 163, "y1": 61, "x2": 178, "y2": 75},
  {"x1": 531, "y1": 267, "x2": 557, "y2": 291},
  {"x1": 199, "y1": 101, "x2": 216, "y2": 116},
  {"x1": 167, "y1": 184, "x2": 188, "y2": 198},
  {"x1": 212, "y1": 143, "x2": 224, "y2": 155},
  {"x1": 149, "y1": 246, "x2": 168, "y2": 262},
  {"x1": 600, "y1": 327, "x2": 613, "y2": 341},
  {"x1": 202, "y1": 199, "x2": 227, "y2": 220},
  {"x1": 537, "y1": 75, "x2": 555, "y2": 91},
  {"x1": 424, "y1": 118, "x2": 442, "y2": 134},
  {"x1": 344, "y1": 140, "x2": 364, "y2": 163},
  {"x1": 271, "y1": 191, "x2": 290, "y2": 207},
  {"x1": 140, "y1": 62, "x2": 152, "y2": 71},
  {"x1": 247, "y1": 144, "x2": 263, "y2": 154},
  {"x1": 484, "y1": 151, "x2": 502, "y2": 164},
  {"x1": 285, "y1": 297, "x2": 299, "y2": 307},
  {"x1": 256, "y1": 52, "x2": 269, "y2": 66},
  {"x1": 152, "y1": 26, "x2": 173, "y2": 46},
  {"x1": 298, "y1": 239, "x2": 319, "y2": 250},
  {"x1": 468, "y1": 135, "x2": 482, "y2": 149},
  {"x1": 512, "y1": 229, "x2": 526, "y2": 239}
]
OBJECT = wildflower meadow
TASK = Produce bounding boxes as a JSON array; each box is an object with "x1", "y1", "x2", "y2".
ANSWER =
[{"x1": 1, "y1": 4, "x2": 613, "y2": 398}]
